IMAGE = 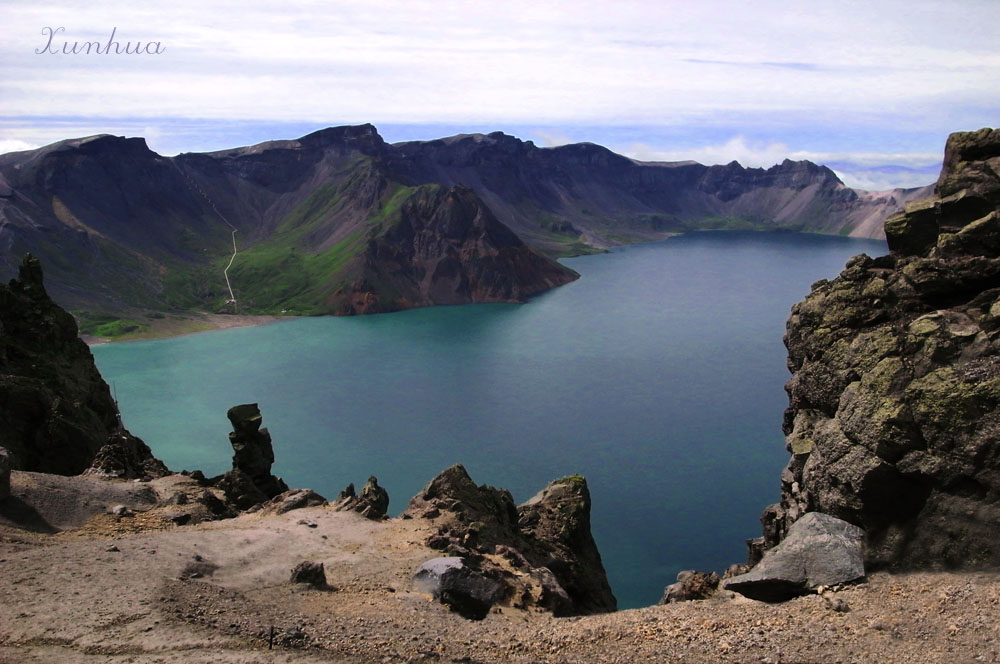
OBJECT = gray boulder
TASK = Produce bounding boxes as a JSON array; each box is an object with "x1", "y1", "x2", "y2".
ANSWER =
[
  {"x1": 413, "y1": 556, "x2": 502, "y2": 620},
  {"x1": 724, "y1": 512, "x2": 865, "y2": 602}
]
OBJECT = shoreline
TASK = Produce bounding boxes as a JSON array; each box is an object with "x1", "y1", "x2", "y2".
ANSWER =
[{"x1": 83, "y1": 312, "x2": 284, "y2": 346}]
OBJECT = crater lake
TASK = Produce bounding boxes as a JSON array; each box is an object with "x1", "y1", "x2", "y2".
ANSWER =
[{"x1": 92, "y1": 231, "x2": 887, "y2": 609}]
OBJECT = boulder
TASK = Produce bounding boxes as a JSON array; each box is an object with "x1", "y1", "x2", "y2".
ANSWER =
[
  {"x1": 290, "y1": 561, "x2": 327, "y2": 588},
  {"x1": 660, "y1": 570, "x2": 720, "y2": 604},
  {"x1": 412, "y1": 557, "x2": 502, "y2": 620},
  {"x1": 725, "y1": 513, "x2": 865, "y2": 602}
]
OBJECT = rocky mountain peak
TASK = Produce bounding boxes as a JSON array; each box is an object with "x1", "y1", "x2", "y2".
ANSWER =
[{"x1": 298, "y1": 123, "x2": 387, "y2": 155}]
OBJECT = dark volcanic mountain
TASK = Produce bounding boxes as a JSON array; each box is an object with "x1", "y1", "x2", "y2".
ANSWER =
[{"x1": 0, "y1": 124, "x2": 930, "y2": 325}]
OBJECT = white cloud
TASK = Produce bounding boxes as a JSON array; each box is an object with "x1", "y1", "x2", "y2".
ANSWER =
[
  {"x1": 531, "y1": 129, "x2": 575, "y2": 147},
  {"x1": 0, "y1": 139, "x2": 37, "y2": 154},
  {"x1": 830, "y1": 169, "x2": 936, "y2": 192},
  {"x1": 1, "y1": 0, "x2": 998, "y2": 128},
  {"x1": 621, "y1": 136, "x2": 942, "y2": 190}
]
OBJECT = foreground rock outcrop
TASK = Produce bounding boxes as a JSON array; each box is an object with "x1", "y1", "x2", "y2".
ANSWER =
[
  {"x1": 0, "y1": 254, "x2": 167, "y2": 476},
  {"x1": 215, "y1": 404, "x2": 288, "y2": 509},
  {"x1": 759, "y1": 128, "x2": 1000, "y2": 569},
  {"x1": 404, "y1": 464, "x2": 616, "y2": 616},
  {"x1": 726, "y1": 513, "x2": 865, "y2": 602},
  {"x1": 333, "y1": 476, "x2": 389, "y2": 519}
]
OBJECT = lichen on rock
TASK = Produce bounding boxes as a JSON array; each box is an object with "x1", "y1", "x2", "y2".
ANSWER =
[{"x1": 759, "y1": 128, "x2": 1000, "y2": 570}]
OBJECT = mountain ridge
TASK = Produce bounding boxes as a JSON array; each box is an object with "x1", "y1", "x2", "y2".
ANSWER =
[{"x1": 0, "y1": 124, "x2": 932, "y2": 329}]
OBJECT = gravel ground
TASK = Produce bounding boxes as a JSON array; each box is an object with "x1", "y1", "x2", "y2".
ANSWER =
[{"x1": 1, "y1": 472, "x2": 998, "y2": 663}]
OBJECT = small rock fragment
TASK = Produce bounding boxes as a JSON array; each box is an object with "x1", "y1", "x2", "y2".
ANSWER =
[{"x1": 290, "y1": 561, "x2": 328, "y2": 588}]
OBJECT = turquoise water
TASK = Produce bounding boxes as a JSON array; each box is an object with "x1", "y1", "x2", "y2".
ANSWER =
[{"x1": 92, "y1": 231, "x2": 887, "y2": 609}]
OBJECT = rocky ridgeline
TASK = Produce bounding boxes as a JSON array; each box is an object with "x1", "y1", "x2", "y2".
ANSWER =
[
  {"x1": 0, "y1": 254, "x2": 167, "y2": 478},
  {"x1": 755, "y1": 127, "x2": 1000, "y2": 570},
  {"x1": 402, "y1": 464, "x2": 616, "y2": 617}
]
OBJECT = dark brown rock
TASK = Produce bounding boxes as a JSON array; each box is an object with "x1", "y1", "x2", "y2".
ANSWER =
[
  {"x1": 333, "y1": 476, "x2": 388, "y2": 519},
  {"x1": 517, "y1": 475, "x2": 617, "y2": 614},
  {"x1": 0, "y1": 446, "x2": 10, "y2": 501},
  {"x1": 412, "y1": 556, "x2": 502, "y2": 620},
  {"x1": 0, "y1": 255, "x2": 165, "y2": 475},
  {"x1": 761, "y1": 128, "x2": 1000, "y2": 571},
  {"x1": 660, "y1": 570, "x2": 720, "y2": 604},
  {"x1": 224, "y1": 404, "x2": 287, "y2": 500},
  {"x1": 403, "y1": 465, "x2": 616, "y2": 616},
  {"x1": 885, "y1": 128, "x2": 1000, "y2": 259},
  {"x1": 259, "y1": 488, "x2": 328, "y2": 516},
  {"x1": 215, "y1": 468, "x2": 268, "y2": 511},
  {"x1": 290, "y1": 561, "x2": 327, "y2": 588},
  {"x1": 85, "y1": 431, "x2": 169, "y2": 480}
]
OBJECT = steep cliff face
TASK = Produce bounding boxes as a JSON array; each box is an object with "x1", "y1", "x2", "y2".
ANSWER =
[
  {"x1": 330, "y1": 184, "x2": 578, "y2": 314},
  {"x1": 762, "y1": 128, "x2": 1000, "y2": 570},
  {"x1": 390, "y1": 132, "x2": 932, "y2": 252},
  {"x1": 0, "y1": 255, "x2": 165, "y2": 476}
]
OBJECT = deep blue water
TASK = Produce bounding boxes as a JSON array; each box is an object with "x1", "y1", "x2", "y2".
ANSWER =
[{"x1": 91, "y1": 231, "x2": 887, "y2": 609}]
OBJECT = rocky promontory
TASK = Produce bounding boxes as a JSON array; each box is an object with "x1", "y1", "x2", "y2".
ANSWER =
[
  {"x1": 758, "y1": 127, "x2": 1000, "y2": 569},
  {"x1": 0, "y1": 254, "x2": 166, "y2": 477}
]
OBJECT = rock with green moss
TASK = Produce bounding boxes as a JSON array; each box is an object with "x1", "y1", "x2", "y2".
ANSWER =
[{"x1": 761, "y1": 128, "x2": 1000, "y2": 570}]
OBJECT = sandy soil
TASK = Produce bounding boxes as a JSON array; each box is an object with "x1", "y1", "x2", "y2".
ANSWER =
[{"x1": 1, "y1": 471, "x2": 998, "y2": 664}]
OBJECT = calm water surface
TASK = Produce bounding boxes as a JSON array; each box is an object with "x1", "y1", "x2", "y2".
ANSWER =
[{"x1": 92, "y1": 231, "x2": 887, "y2": 609}]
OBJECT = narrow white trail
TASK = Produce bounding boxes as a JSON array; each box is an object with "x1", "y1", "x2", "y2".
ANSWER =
[{"x1": 174, "y1": 164, "x2": 239, "y2": 306}]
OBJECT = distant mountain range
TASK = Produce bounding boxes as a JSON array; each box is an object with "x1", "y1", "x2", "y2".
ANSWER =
[{"x1": 0, "y1": 124, "x2": 933, "y2": 331}]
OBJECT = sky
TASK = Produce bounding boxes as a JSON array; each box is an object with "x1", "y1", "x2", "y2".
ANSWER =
[{"x1": 1, "y1": 0, "x2": 998, "y2": 190}]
